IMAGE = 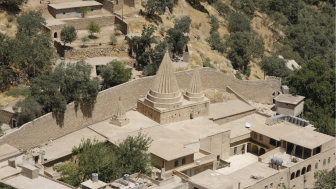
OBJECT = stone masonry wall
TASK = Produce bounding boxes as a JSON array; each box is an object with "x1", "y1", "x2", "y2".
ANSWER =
[
  {"x1": 62, "y1": 15, "x2": 115, "y2": 30},
  {"x1": 115, "y1": 16, "x2": 129, "y2": 35},
  {"x1": 0, "y1": 68, "x2": 280, "y2": 150}
]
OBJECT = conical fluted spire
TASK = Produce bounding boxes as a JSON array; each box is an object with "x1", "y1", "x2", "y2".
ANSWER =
[
  {"x1": 114, "y1": 97, "x2": 126, "y2": 118},
  {"x1": 187, "y1": 66, "x2": 202, "y2": 94},
  {"x1": 150, "y1": 50, "x2": 180, "y2": 94}
]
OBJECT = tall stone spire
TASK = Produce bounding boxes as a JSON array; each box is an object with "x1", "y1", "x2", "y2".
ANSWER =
[
  {"x1": 184, "y1": 66, "x2": 204, "y2": 102},
  {"x1": 110, "y1": 97, "x2": 130, "y2": 126},
  {"x1": 144, "y1": 50, "x2": 183, "y2": 109}
]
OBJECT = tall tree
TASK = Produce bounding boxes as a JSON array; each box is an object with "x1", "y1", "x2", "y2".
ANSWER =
[
  {"x1": 98, "y1": 59, "x2": 131, "y2": 88},
  {"x1": 144, "y1": 0, "x2": 173, "y2": 15},
  {"x1": 314, "y1": 167, "x2": 335, "y2": 189},
  {"x1": 166, "y1": 16, "x2": 191, "y2": 53},
  {"x1": 286, "y1": 58, "x2": 335, "y2": 136},
  {"x1": 209, "y1": 15, "x2": 220, "y2": 33},
  {"x1": 226, "y1": 12, "x2": 251, "y2": 33},
  {"x1": 17, "y1": 11, "x2": 46, "y2": 35},
  {"x1": 258, "y1": 56, "x2": 292, "y2": 79},
  {"x1": 61, "y1": 26, "x2": 78, "y2": 47}
]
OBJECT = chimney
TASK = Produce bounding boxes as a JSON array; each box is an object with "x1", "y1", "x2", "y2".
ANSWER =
[{"x1": 92, "y1": 173, "x2": 98, "y2": 182}]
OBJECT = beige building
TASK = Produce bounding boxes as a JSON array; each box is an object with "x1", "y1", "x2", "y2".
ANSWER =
[
  {"x1": 48, "y1": 1, "x2": 103, "y2": 19},
  {"x1": 274, "y1": 94, "x2": 305, "y2": 116}
]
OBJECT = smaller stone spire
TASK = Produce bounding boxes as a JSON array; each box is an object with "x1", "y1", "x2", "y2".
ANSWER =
[
  {"x1": 184, "y1": 66, "x2": 204, "y2": 102},
  {"x1": 110, "y1": 97, "x2": 130, "y2": 126}
]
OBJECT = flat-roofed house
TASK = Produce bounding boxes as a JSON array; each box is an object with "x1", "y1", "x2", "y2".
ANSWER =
[
  {"x1": 274, "y1": 94, "x2": 305, "y2": 116},
  {"x1": 48, "y1": 1, "x2": 103, "y2": 19}
]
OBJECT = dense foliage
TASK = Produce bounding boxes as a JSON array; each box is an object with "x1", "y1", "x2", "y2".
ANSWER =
[
  {"x1": 13, "y1": 96, "x2": 44, "y2": 124},
  {"x1": 258, "y1": 56, "x2": 292, "y2": 79},
  {"x1": 55, "y1": 132, "x2": 154, "y2": 187},
  {"x1": 17, "y1": 11, "x2": 46, "y2": 36},
  {"x1": 98, "y1": 59, "x2": 132, "y2": 89},
  {"x1": 0, "y1": 182, "x2": 17, "y2": 189},
  {"x1": 202, "y1": 57, "x2": 215, "y2": 69},
  {"x1": 61, "y1": 26, "x2": 77, "y2": 47},
  {"x1": 313, "y1": 167, "x2": 335, "y2": 189},
  {"x1": 166, "y1": 16, "x2": 192, "y2": 53},
  {"x1": 286, "y1": 59, "x2": 335, "y2": 136},
  {"x1": 144, "y1": 0, "x2": 173, "y2": 15},
  {"x1": 226, "y1": 12, "x2": 251, "y2": 33}
]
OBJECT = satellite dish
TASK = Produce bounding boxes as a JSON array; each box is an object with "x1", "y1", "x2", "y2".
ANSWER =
[{"x1": 246, "y1": 122, "x2": 251, "y2": 128}]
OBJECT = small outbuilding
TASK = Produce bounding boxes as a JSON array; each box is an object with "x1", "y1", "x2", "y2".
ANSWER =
[
  {"x1": 48, "y1": 1, "x2": 103, "y2": 19},
  {"x1": 274, "y1": 94, "x2": 305, "y2": 117}
]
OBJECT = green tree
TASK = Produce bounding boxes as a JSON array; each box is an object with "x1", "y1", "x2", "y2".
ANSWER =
[
  {"x1": 314, "y1": 167, "x2": 335, "y2": 189},
  {"x1": 78, "y1": 6, "x2": 90, "y2": 18},
  {"x1": 114, "y1": 24, "x2": 121, "y2": 34},
  {"x1": 286, "y1": 58, "x2": 335, "y2": 136},
  {"x1": 227, "y1": 12, "x2": 251, "y2": 33},
  {"x1": 203, "y1": 57, "x2": 215, "y2": 69},
  {"x1": 99, "y1": 60, "x2": 131, "y2": 87},
  {"x1": 226, "y1": 31, "x2": 264, "y2": 76},
  {"x1": 114, "y1": 131, "x2": 154, "y2": 176},
  {"x1": 166, "y1": 16, "x2": 191, "y2": 53},
  {"x1": 109, "y1": 35, "x2": 117, "y2": 45},
  {"x1": 87, "y1": 21, "x2": 101, "y2": 37},
  {"x1": 13, "y1": 96, "x2": 44, "y2": 124},
  {"x1": 144, "y1": 0, "x2": 173, "y2": 15},
  {"x1": 132, "y1": 24, "x2": 158, "y2": 66},
  {"x1": 53, "y1": 60, "x2": 100, "y2": 104},
  {"x1": 215, "y1": 1, "x2": 231, "y2": 16},
  {"x1": 230, "y1": 0, "x2": 255, "y2": 18},
  {"x1": 258, "y1": 56, "x2": 292, "y2": 79},
  {"x1": 81, "y1": 35, "x2": 90, "y2": 47},
  {"x1": 209, "y1": 15, "x2": 220, "y2": 33},
  {"x1": 0, "y1": 182, "x2": 17, "y2": 189},
  {"x1": 0, "y1": 0, "x2": 25, "y2": 7},
  {"x1": 61, "y1": 26, "x2": 77, "y2": 47},
  {"x1": 206, "y1": 33, "x2": 226, "y2": 53},
  {"x1": 17, "y1": 11, "x2": 46, "y2": 36}
]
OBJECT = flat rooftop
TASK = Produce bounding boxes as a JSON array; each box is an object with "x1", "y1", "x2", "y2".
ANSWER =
[
  {"x1": 208, "y1": 100, "x2": 255, "y2": 120},
  {"x1": 0, "y1": 143, "x2": 21, "y2": 162},
  {"x1": 261, "y1": 151, "x2": 303, "y2": 167},
  {"x1": 0, "y1": 166, "x2": 21, "y2": 180},
  {"x1": 81, "y1": 179, "x2": 107, "y2": 189},
  {"x1": 226, "y1": 162, "x2": 280, "y2": 188},
  {"x1": 274, "y1": 94, "x2": 304, "y2": 105},
  {"x1": 189, "y1": 169, "x2": 238, "y2": 189},
  {"x1": 4, "y1": 175, "x2": 72, "y2": 189},
  {"x1": 43, "y1": 127, "x2": 106, "y2": 163},
  {"x1": 48, "y1": 1, "x2": 102, "y2": 9},
  {"x1": 280, "y1": 128, "x2": 335, "y2": 149},
  {"x1": 149, "y1": 141, "x2": 195, "y2": 161},
  {"x1": 46, "y1": 19, "x2": 65, "y2": 27},
  {"x1": 88, "y1": 110, "x2": 159, "y2": 139},
  {"x1": 216, "y1": 153, "x2": 258, "y2": 175}
]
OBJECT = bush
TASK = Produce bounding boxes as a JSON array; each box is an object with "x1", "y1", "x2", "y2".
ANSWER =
[
  {"x1": 221, "y1": 70, "x2": 227, "y2": 74},
  {"x1": 87, "y1": 21, "x2": 100, "y2": 36},
  {"x1": 206, "y1": 33, "x2": 226, "y2": 53},
  {"x1": 81, "y1": 35, "x2": 90, "y2": 47},
  {"x1": 203, "y1": 58, "x2": 215, "y2": 69},
  {"x1": 8, "y1": 15, "x2": 15, "y2": 22},
  {"x1": 6, "y1": 87, "x2": 30, "y2": 97},
  {"x1": 109, "y1": 35, "x2": 117, "y2": 45},
  {"x1": 235, "y1": 71, "x2": 242, "y2": 80},
  {"x1": 215, "y1": 1, "x2": 231, "y2": 16},
  {"x1": 114, "y1": 24, "x2": 122, "y2": 33},
  {"x1": 227, "y1": 12, "x2": 251, "y2": 33},
  {"x1": 0, "y1": 182, "x2": 16, "y2": 189},
  {"x1": 209, "y1": 15, "x2": 220, "y2": 33}
]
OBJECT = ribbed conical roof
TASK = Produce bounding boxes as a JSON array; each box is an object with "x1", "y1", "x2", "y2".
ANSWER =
[
  {"x1": 150, "y1": 50, "x2": 180, "y2": 94},
  {"x1": 187, "y1": 66, "x2": 202, "y2": 94},
  {"x1": 114, "y1": 97, "x2": 126, "y2": 118}
]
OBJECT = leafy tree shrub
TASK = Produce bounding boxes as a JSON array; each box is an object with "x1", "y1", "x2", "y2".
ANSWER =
[
  {"x1": 227, "y1": 12, "x2": 251, "y2": 33},
  {"x1": 13, "y1": 96, "x2": 44, "y2": 124},
  {"x1": 258, "y1": 56, "x2": 291, "y2": 79},
  {"x1": 144, "y1": 0, "x2": 173, "y2": 15},
  {"x1": 221, "y1": 70, "x2": 227, "y2": 74},
  {"x1": 203, "y1": 58, "x2": 215, "y2": 69},
  {"x1": 166, "y1": 16, "x2": 191, "y2": 53},
  {"x1": 209, "y1": 15, "x2": 219, "y2": 33},
  {"x1": 17, "y1": 11, "x2": 46, "y2": 35},
  {"x1": 114, "y1": 24, "x2": 121, "y2": 33},
  {"x1": 0, "y1": 0, "x2": 26, "y2": 7},
  {"x1": 6, "y1": 87, "x2": 29, "y2": 97},
  {"x1": 215, "y1": 1, "x2": 231, "y2": 16},
  {"x1": 230, "y1": 0, "x2": 255, "y2": 18},
  {"x1": 61, "y1": 26, "x2": 77, "y2": 47},
  {"x1": 313, "y1": 166, "x2": 335, "y2": 189},
  {"x1": 235, "y1": 71, "x2": 242, "y2": 80},
  {"x1": 226, "y1": 31, "x2": 264, "y2": 76},
  {"x1": 0, "y1": 182, "x2": 17, "y2": 189},
  {"x1": 81, "y1": 35, "x2": 90, "y2": 47},
  {"x1": 98, "y1": 59, "x2": 131, "y2": 87},
  {"x1": 87, "y1": 21, "x2": 101, "y2": 37},
  {"x1": 206, "y1": 33, "x2": 226, "y2": 53},
  {"x1": 286, "y1": 58, "x2": 335, "y2": 136},
  {"x1": 109, "y1": 35, "x2": 117, "y2": 45},
  {"x1": 271, "y1": 11, "x2": 287, "y2": 26},
  {"x1": 78, "y1": 6, "x2": 90, "y2": 18},
  {"x1": 8, "y1": 15, "x2": 15, "y2": 22}
]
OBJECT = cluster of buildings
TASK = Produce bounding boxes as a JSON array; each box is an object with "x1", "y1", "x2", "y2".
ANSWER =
[{"x1": 0, "y1": 50, "x2": 334, "y2": 189}]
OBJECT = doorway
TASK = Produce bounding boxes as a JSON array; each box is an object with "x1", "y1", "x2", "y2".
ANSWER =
[
  {"x1": 54, "y1": 32, "x2": 57, "y2": 38},
  {"x1": 247, "y1": 143, "x2": 251, "y2": 153},
  {"x1": 34, "y1": 156, "x2": 39, "y2": 164},
  {"x1": 11, "y1": 118, "x2": 17, "y2": 128}
]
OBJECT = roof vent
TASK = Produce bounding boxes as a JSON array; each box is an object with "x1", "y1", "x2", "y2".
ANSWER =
[
  {"x1": 196, "y1": 161, "x2": 201, "y2": 165},
  {"x1": 92, "y1": 173, "x2": 98, "y2": 182}
]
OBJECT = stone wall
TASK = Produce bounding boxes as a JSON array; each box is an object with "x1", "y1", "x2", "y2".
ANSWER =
[
  {"x1": 62, "y1": 15, "x2": 115, "y2": 30},
  {"x1": 115, "y1": 16, "x2": 129, "y2": 35},
  {"x1": 213, "y1": 109, "x2": 255, "y2": 125},
  {"x1": 200, "y1": 130, "x2": 231, "y2": 160},
  {"x1": 124, "y1": 0, "x2": 135, "y2": 7},
  {"x1": 22, "y1": 165, "x2": 39, "y2": 179},
  {"x1": 96, "y1": 0, "x2": 114, "y2": 13},
  {"x1": 0, "y1": 110, "x2": 16, "y2": 125},
  {"x1": 0, "y1": 68, "x2": 281, "y2": 150}
]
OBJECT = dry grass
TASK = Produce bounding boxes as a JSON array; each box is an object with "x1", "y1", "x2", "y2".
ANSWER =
[
  {"x1": 0, "y1": 93, "x2": 23, "y2": 106},
  {"x1": 202, "y1": 89, "x2": 236, "y2": 103},
  {"x1": 0, "y1": 10, "x2": 18, "y2": 37}
]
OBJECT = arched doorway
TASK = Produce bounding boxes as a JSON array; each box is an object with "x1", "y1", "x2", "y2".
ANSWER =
[
  {"x1": 252, "y1": 145, "x2": 258, "y2": 155},
  {"x1": 296, "y1": 170, "x2": 300, "y2": 177},
  {"x1": 54, "y1": 32, "x2": 57, "y2": 38},
  {"x1": 301, "y1": 167, "x2": 306, "y2": 175},
  {"x1": 290, "y1": 172, "x2": 295, "y2": 180},
  {"x1": 307, "y1": 165, "x2": 311, "y2": 172},
  {"x1": 259, "y1": 148, "x2": 266, "y2": 156}
]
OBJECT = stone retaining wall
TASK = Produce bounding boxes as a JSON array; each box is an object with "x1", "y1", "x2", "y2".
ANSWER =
[
  {"x1": 62, "y1": 15, "x2": 115, "y2": 30},
  {"x1": 0, "y1": 68, "x2": 280, "y2": 150}
]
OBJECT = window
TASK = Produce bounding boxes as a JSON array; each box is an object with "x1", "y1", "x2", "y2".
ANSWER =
[
  {"x1": 269, "y1": 138, "x2": 276, "y2": 146},
  {"x1": 265, "y1": 185, "x2": 268, "y2": 189},
  {"x1": 285, "y1": 103, "x2": 288, "y2": 105},
  {"x1": 63, "y1": 12, "x2": 65, "y2": 14},
  {"x1": 296, "y1": 170, "x2": 300, "y2": 178},
  {"x1": 259, "y1": 134, "x2": 263, "y2": 141},
  {"x1": 301, "y1": 167, "x2": 306, "y2": 175},
  {"x1": 182, "y1": 158, "x2": 186, "y2": 165},
  {"x1": 174, "y1": 160, "x2": 178, "y2": 167},
  {"x1": 315, "y1": 163, "x2": 318, "y2": 170},
  {"x1": 234, "y1": 147, "x2": 237, "y2": 155},
  {"x1": 307, "y1": 165, "x2": 311, "y2": 172},
  {"x1": 323, "y1": 159, "x2": 326, "y2": 166},
  {"x1": 290, "y1": 172, "x2": 295, "y2": 180},
  {"x1": 270, "y1": 183, "x2": 273, "y2": 189},
  {"x1": 217, "y1": 155, "x2": 220, "y2": 161},
  {"x1": 328, "y1": 157, "x2": 330, "y2": 164},
  {"x1": 91, "y1": 9, "x2": 93, "y2": 11},
  {"x1": 254, "y1": 132, "x2": 257, "y2": 139}
]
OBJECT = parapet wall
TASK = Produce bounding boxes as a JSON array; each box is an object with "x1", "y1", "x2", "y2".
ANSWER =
[{"x1": 0, "y1": 68, "x2": 280, "y2": 150}]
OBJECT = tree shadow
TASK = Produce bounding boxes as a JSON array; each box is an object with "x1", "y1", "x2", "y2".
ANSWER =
[
  {"x1": 79, "y1": 98, "x2": 96, "y2": 119},
  {"x1": 145, "y1": 14, "x2": 163, "y2": 25},
  {"x1": 0, "y1": 4, "x2": 21, "y2": 15},
  {"x1": 185, "y1": 0, "x2": 209, "y2": 15},
  {"x1": 89, "y1": 35, "x2": 98, "y2": 39},
  {"x1": 52, "y1": 111, "x2": 65, "y2": 127}
]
